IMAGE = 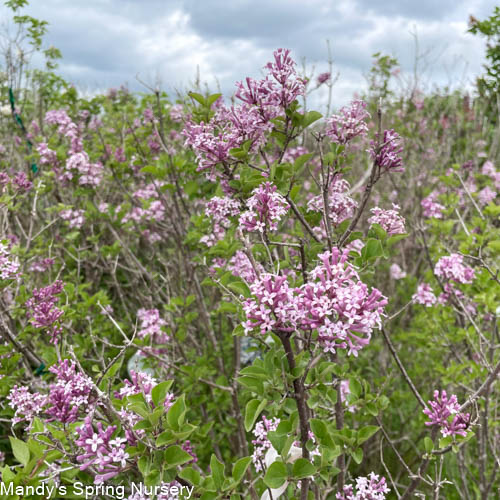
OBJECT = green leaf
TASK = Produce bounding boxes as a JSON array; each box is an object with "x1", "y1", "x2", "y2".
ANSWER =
[
  {"x1": 9, "y1": 436, "x2": 30, "y2": 466},
  {"x1": 152, "y1": 380, "x2": 174, "y2": 407},
  {"x1": 424, "y1": 437, "x2": 434, "y2": 453},
  {"x1": 145, "y1": 470, "x2": 161, "y2": 487},
  {"x1": 167, "y1": 394, "x2": 186, "y2": 430},
  {"x1": 188, "y1": 92, "x2": 206, "y2": 106},
  {"x1": 292, "y1": 458, "x2": 316, "y2": 479},
  {"x1": 210, "y1": 454, "x2": 225, "y2": 490},
  {"x1": 439, "y1": 436, "x2": 453, "y2": 449},
  {"x1": 156, "y1": 430, "x2": 175, "y2": 447},
  {"x1": 244, "y1": 398, "x2": 268, "y2": 432},
  {"x1": 207, "y1": 93, "x2": 222, "y2": 108},
  {"x1": 357, "y1": 426, "x2": 379, "y2": 445},
  {"x1": 179, "y1": 466, "x2": 201, "y2": 486},
  {"x1": 263, "y1": 461, "x2": 288, "y2": 489},
  {"x1": 227, "y1": 281, "x2": 251, "y2": 298},
  {"x1": 293, "y1": 153, "x2": 313, "y2": 173},
  {"x1": 352, "y1": 448, "x2": 363, "y2": 464},
  {"x1": 386, "y1": 233, "x2": 408, "y2": 247},
  {"x1": 232, "y1": 457, "x2": 252, "y2": 485},
  {"x1": 361, "y1": 239, "x2": 383, "y2": 261},
  {"x1": 302, "y1": 111, "x2": 323, "y2": 128},
  {"x1": 164, "y1": 445, "x2": 193, "y2": 468}
]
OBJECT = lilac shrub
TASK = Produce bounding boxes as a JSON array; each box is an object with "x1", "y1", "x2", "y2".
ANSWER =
[{"x1": 0, "y1": 23, "x2": 498, "y2": 500}]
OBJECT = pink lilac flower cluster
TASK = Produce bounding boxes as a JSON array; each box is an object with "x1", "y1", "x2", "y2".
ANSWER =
[
  {"x1": 421, "y1": 191, "x2": 445, "y2": 218},
  {"x1": 75, "y1": 416, "x2": 130, "y2": 484},
  {"x1": 183, "y1": 49, "x2": 305, "y2": 180},
  {"x1": 117, "y1": 370, "x2": 159, "y2": 405},
  {"x1": 0, "y1": 171, "x2": 9, "y2": 190},
  {"x1": 307, "y1": 175, "x2": 357, "y2": 229},
  {"x1": 317, "y1": 72, "x2": 331, "y2": 85},
  {"x1": 390, "y1": 263, "x2": 406, "y2": 280},
  {"x1": 29, "y1": 257, "x2": 55, "y2": 272},
  {"x1": 228, "y1": 250, "x2": 263, "y2": 284},
  {"x1": 0, "y1": 242, "x2": 20, "y2": 280},
  {"x1": 12, "y1": 172, "x2": 33, "y2": 191},
  {"x1": 367, "y1": 204, "x2": 405, "y2": 235},
  {"x1": 412, "y1": 283, "x2": 437, "y2": 307},
  {"x1": 137, "y1": 308, "x2": 169, "y2": 343},
  {"x1": 45, "y1": 109, "x2": 82, "y2": 155},
  {"x1": 66, "y1": 151, "x2": 103, "y2": 186},
  {"x1": 301, "y1": 249, "x2": 387, "y2": 356},
  {"x1": 481, "y1": 160, "x2": 500, "y2": 190},
  {"x1": 434, "y1": 254, "x2": 475, "y2": 284},
  {"x1": 326, "y1": 100, "x2": 370, "y2": 145},
  {"x1": 45, "y1": 359, "x2": 94, "y2": 423},
  {"x1": 336, "y1": 473, "x2": 390, "y2": 500},
  {"x1": 117, "y1": 182, "x2": 166, "y2": 224},
  {"x1": 116, "y1": 372, "x2": 174, "y2": 445},
  {"x1": 169, "y1": 104, "x2": 184, "y2": 122},
  {"x1": 262, "y1": 47, "x2": 306, "y2": 109},
  {"x1": 243, "y1": 248, "x2": 387, "y2": 356},
  {"x1": 239, "y1": 182, "x2": 289, "y2": 233},
  {"x1": 252, "y1": 416, "x2": 280, "y2": 472},
  {"x1": 243, "y1": 274, "x2": 302, "y2": 334},
  {"x1": 60, "y1": 208, "x2": 85, "y2": 228},
  {"x1": 25, "y1": 280, "x2": 64, "y2": 343},
  {"x1": 201, "y1": 196, "x2": 240, "y2": 246},
  {"x1": 7, "y1": 359, "x2": 93, "y2": 425},
  {"x1": 477, "y1": 186, "x2": 496, "y2": 206},
  {"x1": 370, "y1": 129, "x2": 404, "y2": 173},
  {"x1": 7, "y1": 385, "x2": 48, "y2": 425},
  {"x1": 423, "y1": 390, "x2": 470, "y2": 437}
]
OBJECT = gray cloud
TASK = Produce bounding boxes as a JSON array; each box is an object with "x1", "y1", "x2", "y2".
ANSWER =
[{"x1": 0, "y1": 0, "x2": 496, "y2": 107}]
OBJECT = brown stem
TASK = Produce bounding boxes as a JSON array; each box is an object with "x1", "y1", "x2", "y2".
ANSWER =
[{"x1": 278, "y1": 331, "x2": 310, "y2": 500}]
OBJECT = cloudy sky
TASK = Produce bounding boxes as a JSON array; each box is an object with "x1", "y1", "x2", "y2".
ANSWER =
[{"x1": 3, "y1": 0, "x2": 498, "y2": 108}]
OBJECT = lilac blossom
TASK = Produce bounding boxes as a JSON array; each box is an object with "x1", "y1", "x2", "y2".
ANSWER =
[
  {"x1": 45, "y1": 359, "x2": 94, "y2": 423},
  {"x1": 75, "y1": 416, "x2": 130, "y2": 483},
  {"x1": 300, "y1": 249, "x2": 387, "y2": 356},
  {"x1": 252, "y1": 416, "x2": 280, "y2": 472},
  {"x1": 367, "y1": 204, "x2": 405, "y2": 235},
  {"x1": 423, "y1": 390, "x2": 470, "y2": 437},
  {"x1": 117, "y1": 370, "x2": 158, "y2": 404},
  {"x1": 370, "y1": 129, "x2": 404, "y2": 173},
  {"x1": 390, "y1": 263, "x2": 406, "y2": 280},
  {"x1": 60, "y1": 208, "x2": 85, "y2": 228},
  {"x1": 421, "y1": 191, "x2": 445, "y2": 218},
  {"x1": 412, "y1": 283, "x2": 437, "y2": 307},
  {"x1": 228, "y1": 250, "x2": 263, "y2": 284},
  {"x1": 37, "y1": 142, "x2": 59, "y2": 167},
  {"x1": 0, "y1": 242, "x2": 20, "y2": 280},
  {"x1": 201, "y1": 196, "x2": 240, "y2": 246},
  {"x1": 434, "y1": 253, "x2": 475, "y2": 284},
  {"x1": 336, "y1": 473, "x2": 390, "y2": 500},
  {"x1": 242, "y1": 248, "x2": 387, "y2": 357},
  {"x1": 26, "y1": 280, "x2": 64, "y2": 343},
  {"x1": 7, "y1": 385, "x2": 48, "y2": 425},
  {"x1": 242, "y1": 274, "x2": 302, "y2": 334},
  {"x1": 28, "y1": 257, "x2": 55, "y2": 272},
  {"x1": 326, "y1": 100, "x2": 370, "y2": 145},
  {"x1": 239, "y1": 182, "x2": 289, "y2": 233},
  {"x1": 478, "y1": 186, "x2": 496, "y2": 206},
  {"x1": 307, "y1": 175, "x2": 357, "y2": 228},
  {"x1": 137, "y1": 308, "x2": 169, "y2": 343},
  {"x1": 317, "y1": 72, "x2": 331, "y2": 85},
  {"x1": 12, "y1": 172, "x2": 33, "y2": 191}
]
